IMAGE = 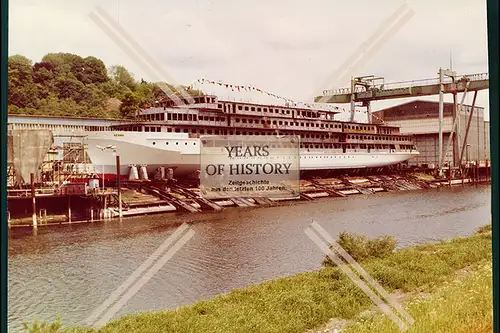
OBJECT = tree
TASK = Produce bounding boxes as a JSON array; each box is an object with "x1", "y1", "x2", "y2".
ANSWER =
[
  {"x1": 33, "y1": 61, "x2": 58, "y2": 99},
  {"x1": 55, "y1": 74, "x2": 87, "y2": 101},
  {"x1": 108, "y1": 65, "x2": 136, "y2": 90},
  {"x1": 7, "y1": 53, "x2": 202, "y2": 119},
  {"x1": 135, "y1": 83, "x2": 154, "y2": 108},
  {"x1": 41, "y1": 52, "x2": 83, "y2": 75},
  {"x1": 73, "y1": 56, "x2": 109, "y2": 84},
  {"x1": 119, "y1": 92, "x2": 139, "y2": 118},
  {"x1": 8, "y1": 55, "x2": 39, "y2": 108}
]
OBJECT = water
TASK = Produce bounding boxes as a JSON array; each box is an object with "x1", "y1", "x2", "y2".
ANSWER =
[{"x1": 8, "y1": 185, "x2": 491, "y2": 331}]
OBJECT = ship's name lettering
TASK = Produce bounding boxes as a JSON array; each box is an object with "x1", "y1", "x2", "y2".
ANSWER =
[
  {"x1": 205, "y1": 163, "x2": 292, "y2": 176},
  {"x1": 224, "y1": 145, "x2": 270, "y2": 158}
]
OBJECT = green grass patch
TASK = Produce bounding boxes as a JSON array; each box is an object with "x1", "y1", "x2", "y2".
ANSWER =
[
  {"x1": 22, "y1": 225, "x2": 492, "y2": 333},
  {"x1": 342, "y1": 260, "x2": 492, "y2": 333}
]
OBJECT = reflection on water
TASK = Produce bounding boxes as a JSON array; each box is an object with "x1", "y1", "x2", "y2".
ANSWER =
[{"x1": 8, "y1": 185, "x2": 491, "y2": 330}]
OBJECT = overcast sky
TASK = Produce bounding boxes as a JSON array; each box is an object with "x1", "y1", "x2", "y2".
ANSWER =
[{"x1": 9, "y1": 0, "x2": 490, "y2": 121}]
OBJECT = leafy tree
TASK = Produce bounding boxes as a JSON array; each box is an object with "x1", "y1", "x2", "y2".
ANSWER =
[
  {"x1": 7, "y1": 52, "x2": 205, "y2": 119},
  {"x1": 8, "y1": 55, "x2": 39, "y2": 108},
  {"x1": 74, "y1": 56, "x2": 108, "y2": 84},
  {"x1": 109, "y1": 65, "x2": 136, "y2": 90},
  {"x1": 55, "y1": 74, "x2": 87, "y2": 102},
  {"x1": 119, "y1": 92, "x2": 139, "y2": 118},
  {"x1": 41, "y1": 52, "x2": 83, "y2": 75}
]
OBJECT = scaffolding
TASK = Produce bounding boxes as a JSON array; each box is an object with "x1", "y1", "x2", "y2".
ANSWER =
[{"x1": 8, "y1": 131, "x2": 96, "y2": 189}]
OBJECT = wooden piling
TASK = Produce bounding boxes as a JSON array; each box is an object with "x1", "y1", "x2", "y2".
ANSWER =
[
  {"x1": 31, "y1": 173, "x2": 37, "y2": 228},
  {"x1": 68, "y1": 195, "x2": 72, "y2": 223},
  {"x1": 103, "y1": 195, "x2": 107, "y2": 220},
  {"x1": 116, "y1": 155, "x2": 122, "y2": 218},
  {"x1": 90, "y1": 197, "x2": 94, "y2": 222}
]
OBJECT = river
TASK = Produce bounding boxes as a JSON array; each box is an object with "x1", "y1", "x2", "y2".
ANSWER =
[{"x1": 8, "y1": 184, "x2": 491, "y2": 331}]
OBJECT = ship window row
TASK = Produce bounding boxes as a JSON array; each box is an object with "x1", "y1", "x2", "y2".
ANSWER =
[
  {"x1": 152, "y1": 139, "x2": 399, "y2": 151},
  {"x1": 298, "y1": 143, "x2": 394, "y2": 150},
  {"x1": 235, "y1": 104, "x2": 325, "y2": 119},
  {"x1": 159, "y1": 96, "x2": 216, "y2": 107},
  {"x1": 347, "y1": 135, "x2": 410, "y2": 141},
  {"x1": 199, "y1": 115, "x2": 225, "y2": 122},
  {"x1": 345, "y1": 124, "x2": 375, "y2": 131},
  {"x1": 144, "y1": 126, "x2": 162, "y2": 132},
  {"x1": 169, "y1": 127, "x2": 342, "y2": 139},
  {"x1": 234, "y1": 117, "x2": 342, "y2": 129},
  {"x1": 7, "y1": 123, "x2": 109, "y2": 131},
  {"x1": 237, "y1": 105, "x2": 292, "y2": 115},
  {"x1": 138, "y1": 113, "x2": 166, "y2": 121},
  {"x1": 156, "y1": 141, "x2": 197, "y2": 146},
  {"x1": 167, "y1": 113, "x2": 199, "y2": 122},
  {"x1": 164, "y1": 113, "x2": 229, "y2": 122},
  {"x1": 378, "y1": 128, "x2": 397, "y2": 134}
]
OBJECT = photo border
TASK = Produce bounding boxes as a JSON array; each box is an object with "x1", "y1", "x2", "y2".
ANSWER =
[
  {"x1": 487, "y1": 0, "x2": 500, "y2": 331},
  {"x1": 1, "y1": 0, "x2": 8, "y2": 332},
  {"x1": 0, "y1": 1, "x2": 498, "y2": 332}
]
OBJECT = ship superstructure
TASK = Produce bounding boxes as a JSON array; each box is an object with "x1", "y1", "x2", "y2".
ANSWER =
[{"x1": 84, "y1": 94, "x2": 419, "y2": 179}]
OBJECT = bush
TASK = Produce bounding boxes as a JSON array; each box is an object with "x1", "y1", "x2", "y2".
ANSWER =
[
  {"x1": 475, "y1": 224, "x2": 491, "y2": 235},
  {"x1": 322, "y1": 232, "x2": 397, "y2": 267}
]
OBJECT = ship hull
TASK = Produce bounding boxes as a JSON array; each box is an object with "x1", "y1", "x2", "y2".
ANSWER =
[{"x1": 84, "y1": 131, "x2": 419, "y2": 179}]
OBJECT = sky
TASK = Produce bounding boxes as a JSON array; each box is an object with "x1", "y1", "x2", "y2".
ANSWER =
[{"x1": 8, "y1": 0, "x2": 490, "y2": 121}]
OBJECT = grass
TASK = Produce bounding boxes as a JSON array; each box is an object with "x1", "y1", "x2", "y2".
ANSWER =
[
  {"x1": 342, "y1": 260, "x2": 492, "y2": 333},
  {"x1": 323, "y1": 232, "x2": 397, "y2": 266},
  {"x1": 22, "y1": 224, "x2": 492, "y2": 333}
]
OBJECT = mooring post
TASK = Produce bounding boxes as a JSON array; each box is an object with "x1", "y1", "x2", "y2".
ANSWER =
[
  {"x1": 116, "y1": 155, "x2": 122, "y2": 218},
  {"x1": 31, "y1": 173, "x2": 37, "y2": 229},
  {"x1": 90, "y1": 197, "x2": 94, "y2": 222},
  {"x1": 68, "y1": 195, "x2": 72, "y2": 223},
  {"x1": 103, "y1": 194, "x2": 107, "y2": 220}
]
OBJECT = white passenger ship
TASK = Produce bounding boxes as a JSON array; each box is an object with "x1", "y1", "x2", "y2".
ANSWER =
[{"x1": 84, "y1": 94, "x2": 419, "y2": 179}]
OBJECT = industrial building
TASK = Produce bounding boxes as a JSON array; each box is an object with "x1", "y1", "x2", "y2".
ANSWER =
[{"x1": 372, "y1": 100, "x2": 490, "y2": 167}]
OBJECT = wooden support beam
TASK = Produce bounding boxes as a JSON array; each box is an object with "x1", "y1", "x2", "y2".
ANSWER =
[
  {"x1": 116, "y1": 155, "x2": 122, "y2": 218},
  {"x1": 31, "y1": 173, "x2": 37, "y2": 228},
  {"x1": 459, "y1": 91, "x2": 478, "y2": 167},
  {"x1": 68, "y1": 195, "x2": 72, "y2": 223}
]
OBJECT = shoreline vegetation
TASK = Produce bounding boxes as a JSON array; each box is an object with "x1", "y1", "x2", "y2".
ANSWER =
[{"x1": 23, "y1": 224, "x2": 492, "y2": 333}]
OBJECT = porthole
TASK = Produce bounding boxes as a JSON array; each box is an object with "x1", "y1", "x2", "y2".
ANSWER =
[
  {"x1": 166, "y1": 142, "x2": 169, "y2": 145},
  {"x1": 176, "y1": 142, "x2": 179, "y2": 145},
  {"x1": 153, "y1": 142, "x2": 156, "y2": 145}
]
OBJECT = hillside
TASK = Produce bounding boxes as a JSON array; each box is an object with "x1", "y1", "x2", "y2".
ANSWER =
[{"x1": 7, "y1": 52, "x2": 202, "y2": 119}]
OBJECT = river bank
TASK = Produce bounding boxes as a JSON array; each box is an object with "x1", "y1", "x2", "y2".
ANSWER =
[
  {"x1": 8, "y1": 172, "x2": 491, "y2": 227},
  {"x1": 23, "y1": 224, "x2": 492, "y2": 333}
]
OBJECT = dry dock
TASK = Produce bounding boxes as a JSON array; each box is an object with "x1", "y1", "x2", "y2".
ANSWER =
[{"x1": 7, "y1": 169, "x2": 490, "y2": 229}]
